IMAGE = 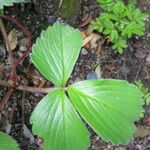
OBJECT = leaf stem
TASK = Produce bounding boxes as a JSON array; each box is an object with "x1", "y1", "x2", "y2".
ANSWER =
[
  {"x1": 0, "y1": 90, "x2": 14, "y2": 110},
  {"x1": 16, "y1": 85, "x2": 55, "y2": 93},
  {"x1": 0, "y1": 80, "x2": 55, "y2": 93}
]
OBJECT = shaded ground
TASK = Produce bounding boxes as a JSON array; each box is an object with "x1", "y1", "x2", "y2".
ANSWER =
[{"x1": 0, "y1": 0, "x2": 150, "y2": 150}]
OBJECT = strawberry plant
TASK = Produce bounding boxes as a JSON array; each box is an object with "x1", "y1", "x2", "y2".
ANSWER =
[
  {"x1": 30, "y1": 22, "x2": 144, "y2": 150},
  {"x1": 91, "y1": 0, "x2": 148, "y2": 53}
]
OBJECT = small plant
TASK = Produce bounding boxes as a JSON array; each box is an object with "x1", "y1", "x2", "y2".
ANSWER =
[
  {"x1": 135, "y1": 80, "x2": 150, "y2": 105},
  {"x1": 0, "y1": 132, "x2": 19, "y2": 150},
  {"x1": 91, "y1": 0, "x2": 148, "y2": 53},
  {"x1": 30, "y1": 22, "x2": 144, "y2": 150},
  {"x1": 0, "y1": 0, "x2": 25, "y2": 10}
]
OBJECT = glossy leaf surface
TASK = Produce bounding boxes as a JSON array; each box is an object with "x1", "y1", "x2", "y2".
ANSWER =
[
  {"x1": 67, "y1": 79, "x2": 144, "y2": 144},
  {"x1": 0, "y1": 132, "x2": 19, "y2": 150},
  {"x1": 31, "y1": 23, "x2": 82, "y2": 86},
  {"x1": 30, "y1": 89, "x2": 89, "y2": 150}
]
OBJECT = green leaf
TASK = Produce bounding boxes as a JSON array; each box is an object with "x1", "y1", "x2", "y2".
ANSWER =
[
  {"x1": 126, "y1": 5, "x2": 149, "y2": 23},
  {"x1": 30, "y1": 89, "x2": 90, "y2": 150},
  {"x1": 113, "y1": 2, "x2": 125, "y2": 15},
  {"x1": 110, "y1": 30, "x2": 118, "y2": 41},
  {"x1": 103, "y1": 29, "x2": 111, "y2": 35},
  {"x1": 122, "y1": 22, "x2": 144, "y2": 38},
  {"x1": 0, "y1": 0, "x2": 25, "y2": 9},
  {"x1": 112, "y1": 37, "x2": 127, "y2": 53},
  {"x1": 31, "y1": 22, "x2": 82, "y2": 86},
  {"x1": 67, "y1": 79, "x2": 144, "y2": 144},
  {"x1": 135, "y1": 80, "x2": 150, "y2": 105},
  {"x1": 0, "y1": 132, "x2": 19, "y2": 150},
  {"x1": 97, "y1": 0, "x2": 115, "y2": 10},
  {"x1": 91, "y1": 19, "x2": 104, "y2": 32},
  {"x1": 102, "y1": 19, "x2": 114, "y2": 29}
]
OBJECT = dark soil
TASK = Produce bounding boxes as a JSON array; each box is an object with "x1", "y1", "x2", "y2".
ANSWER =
[{"x1": 0, "y1": 0, "x2": 150, "y2": 150}]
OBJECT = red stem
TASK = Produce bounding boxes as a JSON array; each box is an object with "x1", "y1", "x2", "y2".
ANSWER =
[
  {"x1": 0, "y1": 90, "x2": 13, "y2": 110},
  {"x1": 0, "y1": 15, "x2": 32, "y2": 67},
  {"x1": 0, "y1": 18, "x2": 17, "y2": 80},
  {"x1": 16, "y1": 85, "x2": 55, "y2": 93},
  {"x1": 0, "y1": 80, "x2": 55, "y2": 93}
]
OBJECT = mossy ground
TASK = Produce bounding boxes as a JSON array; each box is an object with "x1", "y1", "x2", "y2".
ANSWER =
[{"x1": 59, "y1": 0, "x2": 82, "y2": 18}]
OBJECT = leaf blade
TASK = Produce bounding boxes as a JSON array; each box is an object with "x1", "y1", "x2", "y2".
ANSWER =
[
  {"x1": 30, "y1": 89, "x2": 90, "y2": 150},
  {"x1": 67, "y1": 79, "x2": 144, "y2": 144},
  {"x1": 0, "y1": 132, "x2": 19, "y2": 150},
  {"x1": 31, "y1": 23, "x2": 82, "y2": 86}
]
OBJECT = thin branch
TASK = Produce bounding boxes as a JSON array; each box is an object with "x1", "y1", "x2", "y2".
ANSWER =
[
  {"x1": 0, "y1": 15, "x2": 32, "y2": 67},
  {"x1": 0, "y1": 90, "x2": 13, "y2": 110},
  {"x1": 0, "y1": 18, "x2": 16, "y2": 79},
  {"x1": 16, "y1": 85, "x2": 55, "y2": 93},
  {"x1": 21, "y1": 91, "x2": 25, "y2": 125},
  {"x1": 0, "y1": 80, "x2": 55, "y2": 93}
]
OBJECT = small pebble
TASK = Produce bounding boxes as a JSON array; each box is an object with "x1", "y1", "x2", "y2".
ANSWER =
[
  {"x1": 126, "y1": 142, "x2": 135, "y2": 150},
  {"x1": 81, "y1": 48, "x2": 88, "y2": 55},
  {"x1": 86, "y1": 71, "x2": 97, "y2": 80},
  {"x1": 48, "y1": 16, "x2": 57, "y2": 25},
  {"x1": 20, "y1": 45, "x2": 26, "y2": 52}
]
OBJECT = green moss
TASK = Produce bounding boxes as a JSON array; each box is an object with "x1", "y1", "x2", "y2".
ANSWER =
[{"x1": 59, "y1": 0, "x2": 82, "y2": 18}]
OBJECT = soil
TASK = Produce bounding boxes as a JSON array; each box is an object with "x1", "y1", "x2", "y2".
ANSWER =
[{"x1": 0, "y1": 0, "x2": 150, "y2": 150}]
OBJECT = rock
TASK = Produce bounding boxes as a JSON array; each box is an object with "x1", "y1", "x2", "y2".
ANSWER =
[
  {"x1": 23, "y1": 124, "x2": 34, "y2": 143},
  {"x1": 48, "y1": 16, "x2": 57, "y2": 25},
  {"x1": 81, "y1": 48, "x2": 88, "y2": 55},
  {"x1": 86, "y1": 71, "x2": 97, "y2": 80},
  {"x1": 126, "y1": 142, "x2": 135, "y2": 150}
]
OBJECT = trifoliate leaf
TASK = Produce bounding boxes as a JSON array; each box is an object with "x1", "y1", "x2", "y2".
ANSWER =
[
  {"x1": 30, "y1": 89, "x2": 89, "y2": 150},
  {"x1": 31, "y1": 22, "x2": 82, "y2": 86},
  {"x1": 0, "y1": 0, "x2": 25, "y2": 9},
  {"x1": 0, "y1": 132, "x2": 19, "y2": 150},
  {"x1": 67, "y1": 79, "x2": 144, "y2": 144}
]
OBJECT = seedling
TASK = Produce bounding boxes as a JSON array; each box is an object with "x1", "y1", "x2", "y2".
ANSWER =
[
  {"x1": 91, "y1": 0, "x2": 148, "y2": 53},
  {"x1": 30, "y1": 22, "x2": 144, "y2": 150},
  {"x1": 135, "y1": 80, "x2": 150, "y2": 105}
]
